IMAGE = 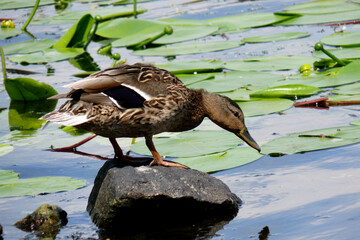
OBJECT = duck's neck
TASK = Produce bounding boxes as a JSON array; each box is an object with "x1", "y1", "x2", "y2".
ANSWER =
[{"x1": 199, "y1": 90, "x2": 226, "y2": 127}]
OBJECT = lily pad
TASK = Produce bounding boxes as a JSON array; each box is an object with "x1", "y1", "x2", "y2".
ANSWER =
[
  {"x1": 0, "y1": 169, "x2": 86, "y2": 198},
  {"x1": 131, "y1": 130, "x2": 240, "y2": 158},
  {"x1": 53, "y1": 14, "x2": 94, "y2": 49},
  {"x1": 283, "y1": 0, "x2": 359, "y2": 14},
  {"x1": 261, "y1": 125, "x2": 360, "y2": 155},
  {"x1": 320, "y1": 32, "x2": 360, "y2": 47},
  {"x1": 278, "y1": 9, "x2": 360, "y2": 25},
  {"x1": 0, "y1": 28, "x2": 22, "y2": 40},
  {"x1": 332, "y1": 82, "x2": 360, "y2": 95},
  {"x1": 133, "y1": 41, "x2": 243, "y2": 56},
  {"x1": 176, "y1": 73, "x2": 215, "y2": 85},
  {"x1": 237, "y1": 98, "x2": 294, "y2": 117},
  {"x1": 156, "y1": 59, "x2": 224, "y2": 74},
  {"x1": 0, "y1": 0, "x2": 54, "y2": 10},
  {"x1": 225, "y1": 55, "x2": 317, "y2": 71},
  {"x1": 250, "y1": 84, "x2": 321, "y2": 99},
  {"x1": 243, "y1": 32, "x2": 310, "y2": 43},
  {"x1": 3, "y1": 39, "x2": 56, "y2": 55},
  {"x1": 0, "y1": 144, "x2": 14, "y2": 157},
  {"x1": 313, "y1": 47, "x2": 360, "y2": 59},
  {"x1": 187, "y1": 71, "x2": 284, "y2": 92},
  {"x1": 206, "y1": 13, "x2": 291, "y2": 33},
  {"x1": 32, "y1": 6, "x2": 146, "y2": 25},
  {"x1": 177, "y1": 147, "x2": 262, "y2": 173},
  {"x1": 9, "y1": 48, "x2": 85, "y2": 64},
  {"x1": 4, "y1": 77, "x2": 58, "y2": 101}
]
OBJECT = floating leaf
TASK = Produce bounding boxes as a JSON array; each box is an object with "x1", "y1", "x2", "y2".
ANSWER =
[
  {"x1": 0, "y1": 0, "x2": 54, "y2": 10},
  {"x1": 0, "y1": 28, "x2": 22, "y2": 40},
  {"x1": 53, "y1": 14, "x2": 94, "y2": 49},
  {"x1": 278, "y1": 9, "x2": 360, "y2": 25},
  {"x1": 0, "y1": 145, "x2": 14, "y2": 157},
  {"x1": 261, "y1": 125, "x2": 360, "y2": 155},
  {"x1": 131, "y1": 130, "x2": 240, "y2": 158},
  {"x1": 327, "y1": 94, "x2": 360, "y2": 101},
  {"x1": 250, "y1": 84, "x2": 321, "y2": 99},
  {"x1": 244, "y1": 32, "x2": 310, "y2": 43},
  {"x1": 351, "y1": 120, "x2": 360, "y2": 126},
  {"x1": 0, "y1": 169, "x2": 86, "y2": 198},
  {"x1": 133, "y1": 41, "x2": 243, "y2": 56},
  {"x1": 157, "y1": 19, "x2": 207, "y2": 26},
  {"x1": 60, "y1": 126, "x2": 89, "y2": 136},
  {"x1": 320, "y1": 32, "x2": 360, "y2": 47},
  {"x1": 156, "y1": 59, "x2": 223, "y2": 74},
  {"x1": 188, "y1": 71, "x2": 284, "y2": 92},
  {"x1": 206, "y1": 13, "x2": 291, "y2": 33},
  {"x1": 152, "y1": 25, "x2": 218, "y2": 44},
  {"x1": 32, "y1": 6, "x2": 146, "y2": 25},
  {"x1": 332, "y1": 82, "x2": 360, "y2": 95},
  {"x1": 313, "y1": 47, "x2": 360, "y2": 59},
  {"x1": 176, "y1": 73, "x2": 215, "y2": 85},
  {"x1": 177, "y1": 147, "x2": 262, "y2": 173},
  {"x1": 237, "y1": 98, "x2": 294, "y2": 117},
  {"x1": 225, "y1": 55, "x2": 317, "y2": 71},
  {"x1": 9, "y1": 48, "x2": 84, "y2": 64},
  {"x1": 283, "y1": 0, "x2": 358, "y2": 14},
  {"x1": 2, "y1": 39, "x2": 56, "y2": 55},
  {"x1": 4, "y1": 77, "x2": 58, "y2": 101}
]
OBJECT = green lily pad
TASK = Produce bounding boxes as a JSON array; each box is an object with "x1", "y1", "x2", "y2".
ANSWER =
[
  {"x1": 313, "y1": 47, "x2": 360, "y2": 59},
  {"x1": 131, "y1": 130, "x2": 240, "y2": 158},
  {"x1": 157, "y1": 19, "x2": 207, "y2": 26},
  {"x1": 250, "y1": 84, "x2": 321, "y2": 99},
  {"x1": 244, "y1": 32, "x2": 310, "y2": 43},
  {"x1": 0, "y1": 0, "x2": 54, "y2": 10},
  {"x1": 153, "y1": 25, "x2": 218, "y2": 44},
  {"x1": 221, "y1": 88, "x2": 255, "y2": 101},
  {"x1": 351, "y1": 120, "x2": 360, "y2": 126},
  {"x1": 60, "y1": 126, "x2": 89, "y2": 136},
  {"x1": 278, "y1": 9, "x2": 360, "y2": 25},
  {"x1": 277, "y1": 60, "x2": 360, "y2": 88},
  {"x1": 237, "y1": 98, "x2": 294, "y2": 117},
  {"x1": 261, "y1": 125, "x2": 360, "y2": 155},
  {"x1": 188, "y1": 71, "x2": 284, "y2": 93},
  {"x1": 3, "y1": 39, "x2": 56, "y2": 55},
  {"x1": 53, "y1": 14, "x2": 94, "y2": 49},
  {"x1": 32, "y1": 6, "x2": 146, "y2": 25},
  {"x1": 206, "y1": 13, "x2": 291, "y2": 33},
  {"x1": 0, "y1": 28, "x2": 22, "y2": 40},
  {"x1": 0, "y1": 144, "x2": 14, "y2": 157},
  {"x1": 4, "y1": 77, "x2": 58, "y2": 101},
  {"x1": 9, "y1": 48, "x2": 84, "y2": 64},
  {"x1": 176, "y1": 73, "x2": 215, "y2": 85},
  {"x1": 225, "y1": 55, "x2": 317, "y2": 71},
  {"x1": 177, "y1": 147, "x2": 262, "y2": 173},
  {"x1": 283, "y1": 0, "x2": 358, "y2": 14},
  {"x1": 328, "y1": 94, "x2": 360, "y2": 101},
  {"x1": 97, "y1": 18, "x2": 164, "y2": 39},
  {"x1": 0, "y1": 169, "x2": 86, "y2": 198},
  {"x1": 320, "y1": 32, "x2": 360, "y2": 47},
  {"x1": 332, "y1": 82, "x2": 360, "y2": 95},
  {"x1": 133, "y1": 41, "x2": 243, "y2": 56},
  {"x1": 156, "y1": 59, "x2": 224, "y2": 74}
]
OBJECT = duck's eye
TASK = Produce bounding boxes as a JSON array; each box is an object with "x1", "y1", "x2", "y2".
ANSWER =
[{"x1": 232, "y1": 111, "x2": 239, "y2": 117}]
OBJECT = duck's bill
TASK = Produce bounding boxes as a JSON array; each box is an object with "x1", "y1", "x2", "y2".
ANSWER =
[{"x1": 236, "y1": 128, "x2": 261, "y2": 152}]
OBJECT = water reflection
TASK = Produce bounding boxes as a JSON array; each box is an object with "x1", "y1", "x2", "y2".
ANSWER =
[{"x1": 87, "y1": 160, "x2": 238, "y2": 240}]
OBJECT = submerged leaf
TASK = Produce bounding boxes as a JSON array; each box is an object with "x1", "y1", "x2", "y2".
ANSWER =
[
  {"x1": 4, "y1": 78, "x2": 58, "y2": 101},
  {"x1": 0, "y1": 169, "x2": 86, "y2": 198},
  {"x1": 261, "y1": 125, "x2": 360, "y2": 155}
]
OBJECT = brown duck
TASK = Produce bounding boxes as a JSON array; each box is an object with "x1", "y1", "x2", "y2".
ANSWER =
[{"x1": 41, "y1": 63, "x2": 260, "y2": 168}]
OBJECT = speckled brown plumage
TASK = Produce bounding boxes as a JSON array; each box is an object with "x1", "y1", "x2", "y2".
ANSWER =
[{"x1": 41, "y1": 63, "x2": 260, "y2": 168}]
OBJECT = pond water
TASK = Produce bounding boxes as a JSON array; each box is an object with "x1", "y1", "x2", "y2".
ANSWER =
[{"x1": 1, "y1": 0, "x2": 360, "y2": 239}]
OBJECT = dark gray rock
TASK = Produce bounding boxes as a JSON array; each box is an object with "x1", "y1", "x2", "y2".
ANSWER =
[{"x1": 87, "y1": 160, "x2": 240, "y2": 237}]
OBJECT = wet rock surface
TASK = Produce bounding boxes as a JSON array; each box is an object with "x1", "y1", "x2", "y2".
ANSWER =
[
  {"x1": 14, "y1": 204, "x2": 67, "y2": 239},
  {"x1": 87, "y1": 160, "x2": 241, "y2": 236}
]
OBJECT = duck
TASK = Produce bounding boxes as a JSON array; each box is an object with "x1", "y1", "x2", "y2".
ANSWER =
[{"x1": 41, "y1": 63, "x2": 260, "y2": 168}]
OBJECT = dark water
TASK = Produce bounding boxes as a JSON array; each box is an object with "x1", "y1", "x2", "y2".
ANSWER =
[{"x1": 1, "y1": 0, "x2": 360, "y2": 239}]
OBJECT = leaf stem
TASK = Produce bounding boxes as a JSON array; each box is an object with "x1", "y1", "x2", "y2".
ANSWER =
[
  {"x1": 84, "y1": 16, "x2": 100, "y2": 50},
  {"x1": 314, "y1": 42, "x2": 346, "y2": 66},
  {"x1": 134, "y1": 0, "x2": 137, "y2": 19},
  {"x1": 21, "y1": 0, "x2": 40, "y2": 31},
  {"x1": 0, "y1": 46, "x2": 7, "y2": 80}
]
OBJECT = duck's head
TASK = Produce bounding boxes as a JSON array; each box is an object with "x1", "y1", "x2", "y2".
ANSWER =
[{"x1": 202, "y1": 91, "x2": 261, "y2": 152}]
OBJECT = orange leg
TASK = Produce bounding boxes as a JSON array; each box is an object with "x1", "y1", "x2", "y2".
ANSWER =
[
  {"x1": 145, "y1": 136, "x2": 188, "y2": 169},
  {"x1": 51, "y1": 134, "x2": 97, "y2": 152}
]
